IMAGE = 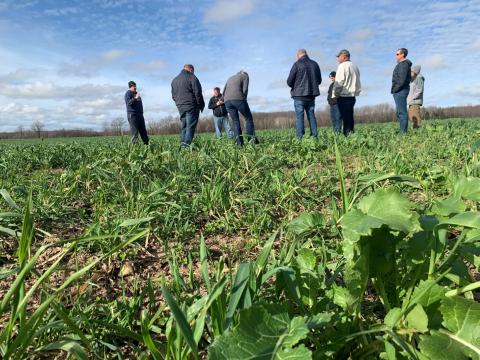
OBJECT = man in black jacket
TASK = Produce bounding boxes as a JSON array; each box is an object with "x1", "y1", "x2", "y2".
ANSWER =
[
  {"x1": 287, "y1": 49, "x2": 322, "y2": 139},
  {"x1": 171, "y1": 64, "x2": 205, "y2": 147},
  {"x1": 327, "y1": 71, "x2": 342, "y2": 133},
  {"x1": 124, "y1": 80, "x2": 149, "y2": 145},
  {"x1": 391, "y1": 48, "x2": 412, "y2": 133},
  {"x1": 208, "y1": 87, "x2": 233, "y2": 139}
]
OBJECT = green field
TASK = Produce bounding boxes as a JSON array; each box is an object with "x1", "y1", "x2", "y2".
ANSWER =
[{"x1": 1, "y1": 119, "x2": 480, "y2": 359}]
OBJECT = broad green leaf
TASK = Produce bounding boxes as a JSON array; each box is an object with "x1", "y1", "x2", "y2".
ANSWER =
[
  {"x1": 384, "y1": 308, "x2": 402, "y2": 328},
  {"x1": 419, "y1": 297, "x2": 480, "y2": 359},
  {"x1": 406, "y1": 304, "x2": 429, "y2": 333},
  {"x1": 296, "y1": 248, "x2": 316, "y2": 271},
  {"x1": 384, "y1": 340, "x2": 397, "y2": 360},
  {"x1": 410, "y1": 280, "x2": 446, "y2": 308},
  {"x1": 465, "y1": 229, "x2": 480, "y2": 243},
  {"x1": 276, "y1": 345, "x2": 312, "y2": 360},
  {"x1": 282, "y1": 316, "x2": 310, "y2": 348},
  {"x1": 440, "y1": 212, "x2": 480, "y2": 229},
  {"x1": 356, "y1": 188, "x2": 419, "y2": 233},
  {"x1": 288, "y1": 213, "x2": 325, "y2": 235},
  {"x1": 208, "y1": 305, "x2": 311, "y2": 360},
  {"x1": 441, "y1": 297, "x2": 480, "y2": 350},
  {"x1": 432, "y1": 197, "x2": 466, "y2": 217},
  {"x1": 419, "y1": 331, "x2": 466, "y2": 360},
  {"x1": 453, "y1": 177, "x2": 480, "y2": 201}
]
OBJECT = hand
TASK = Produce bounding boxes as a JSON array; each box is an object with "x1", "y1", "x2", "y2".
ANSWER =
[{"x1": 135, "y1": 92, "x2": 141, "y2": 99}]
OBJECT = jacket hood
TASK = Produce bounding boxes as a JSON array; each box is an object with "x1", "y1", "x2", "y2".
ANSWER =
[{"x1": 412, "y1": 65, "x2": 421, "y2": 75}]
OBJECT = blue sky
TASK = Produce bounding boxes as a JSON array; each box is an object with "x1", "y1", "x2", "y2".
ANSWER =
[{"x1": 0, "y1": 0, "x2": 479, "y2": 131}]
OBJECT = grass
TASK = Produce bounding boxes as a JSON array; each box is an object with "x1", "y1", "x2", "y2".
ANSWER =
[{"x1": 0, "y1": 118, "x2": 479, "y2": 359}]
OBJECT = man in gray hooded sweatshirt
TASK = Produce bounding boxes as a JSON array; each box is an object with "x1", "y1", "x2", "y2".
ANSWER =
[
  {"x1": 391, "y1": 48, "x2": 412, "y2": 133},
  {"x1": 407, "y1": 65, "x2": 424, "y2": 129}
]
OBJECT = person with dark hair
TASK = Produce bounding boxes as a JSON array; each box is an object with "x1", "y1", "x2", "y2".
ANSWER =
[
  {"x1": 327, "y1": 71, "x2": 342, "y2": 133},
  {"x1": 286, "y1": 49, "x2": 322, "y2": 140},
  {"x1": 391, "y1": 48, "x2": 412, "y2": 133},
  {"x1": 333, "y1": 49, "x2": 361, "y2": 136},
  {"x1": 124, "y1": 80, "x2": 149, "y2": 145},
  {"x1": 208, "y1": 87, "x2": 233, "y2": 139},
  {"x1": 223, "y1": 70, "x2": 258, "y2": 146},
  {"x1": 171, "y1": 64, "x2": 205, "y2": 147}
]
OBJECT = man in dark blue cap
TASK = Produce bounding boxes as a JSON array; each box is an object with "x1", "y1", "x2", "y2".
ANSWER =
[{"x1": 124, "y1": 80, "x2": 149, "y2": 145}]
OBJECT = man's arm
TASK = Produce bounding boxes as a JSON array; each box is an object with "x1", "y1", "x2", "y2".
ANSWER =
[
  {"x1": 315, "y1": 62, "x2": 322, "y2": 86},
  {"x1": 412, "y1": 77, "x2": 424, "y2": 99},
  {"x1": 171, "y1": 81, "x2": 176, "y2": 103},
  {"x1": 392, "y1": 62, "x2": 409, "y2": 93},
  {"x1": 242, "y1": 74, "x2": 249, "y2": 98},
  {"x1": 193, "y1": 77, "x2": 205, "y2": 111},
  {"x1": 333, "y1": 64, "x2": 345, "y2": 97},
  {"x1": 286, "y1": 63, "x2": 297, "y2": 88},
  {"x1": 125, "y1": 91, "x2": 136, "y2": 106},
  {"x1": 208, "y1": 97, "x2": 217, "y2": 109}
]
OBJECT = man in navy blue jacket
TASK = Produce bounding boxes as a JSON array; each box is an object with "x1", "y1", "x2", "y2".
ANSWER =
[
  {"x1": 171, "y1": 64, "x2": 205, "y2": 147},
  {"x1": 287, "y1": 49, "x2": 322, "y2": 140},
  {"x1": 391, "y1": 48, "x2": 412, "y2": 133},
  {"x1": 124, "y1": 80, "x2": 149, "y2": 145}
]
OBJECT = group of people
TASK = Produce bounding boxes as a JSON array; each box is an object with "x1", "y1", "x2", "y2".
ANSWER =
[{"x1": 124, "y1": 48, "x2": 425, "y2": 146}]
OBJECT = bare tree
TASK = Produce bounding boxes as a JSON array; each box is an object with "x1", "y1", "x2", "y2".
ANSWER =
[
  {"x1": 101, "y1": 120, "x2": 110, "y2": 135},
  {"x1": 16, "y1": 125, "x2": 24, "y2": 138},
  {"x1": 31, "y1": 121, "x2": 45, "y2": 138},
  {"x1": 110, "y1": 117, "x2": 127, "y2": 136}
]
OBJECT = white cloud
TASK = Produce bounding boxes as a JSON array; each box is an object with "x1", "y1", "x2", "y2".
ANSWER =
[
  {"x1": 204, "y1": 0, "x2": 256, "y2": 23},
  {"x1": 0, "y1": 81, "x2": 124, "y2": 100},
  {"x1": 349, "y1": 29, "x2": 373, "y2": 41},
  {"x1": 471, "y1": 38, "x2": 480, "y2": 50},
  {"x1": 0, "y1": 68, "x2": 43, "y2": 82},
  {"x1": 415, "y1": 54, "x2": 449, "y2": 70},
  {"x1": 453, "y1": 87, "x2": 480, "y2": 98},
  {"x1": 127, "y1": 60, "x2": 168, "y2": 73},
  {"x1": 0, "y1": 102, "x2": 39, "y2": 114},
  {"x1": 58, "y1": 49, "x2": 130, "y2": 77},
  {"x1": 44, "y1": 7, "x2": 80, "y2": 16},
  {"x1": 100, "y1": 49, "x2": 130, "y2": 62}
]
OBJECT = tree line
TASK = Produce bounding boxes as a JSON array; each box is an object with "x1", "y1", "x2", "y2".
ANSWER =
[{"x1": 1, "y1": 104, "x2": 479, "y2": 140}]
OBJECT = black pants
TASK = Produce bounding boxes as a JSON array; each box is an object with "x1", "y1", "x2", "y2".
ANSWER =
[
  {"x1": 127, "y1": 113, "x2": 149, "y2": 145},
  {"x1": 337, "y1": 97, "x2": 356, "y2": 136}
]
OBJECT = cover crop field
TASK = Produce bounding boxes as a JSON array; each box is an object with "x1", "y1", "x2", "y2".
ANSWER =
[{"x1": 1, "y1": 119, "x2": 480, "y2": 359}]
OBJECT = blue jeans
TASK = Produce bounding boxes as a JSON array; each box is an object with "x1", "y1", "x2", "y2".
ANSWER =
[
  {"x1": 225, "y1": 100, "x2": 258, "y2": 145},
  {"x1": 393, "y1": 88, "x2": 409, "y2": 133},
  {"x1": 179, "y1": 108, "x2": 199, "y2": 147},
  {"x1": 330, "y1": 104, "x2": 342, "y2": 133},
  {"x1": 213, "y1": 115, "x2": 233, "y2": 139},
  {"x1": 293, "y1": 99, "x2": 318, "y2": 139}
]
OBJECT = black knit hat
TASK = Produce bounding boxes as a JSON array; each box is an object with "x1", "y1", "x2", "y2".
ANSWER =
[
  {"x1": 128, "y1": 81, "x2": 136, "y2": 88},
  {"x1": 329, "y1": 71, "x2": 336, "y2": 77}
]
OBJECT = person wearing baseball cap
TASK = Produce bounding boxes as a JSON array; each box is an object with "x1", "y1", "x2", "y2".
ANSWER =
[
  {"x1": 124, "y1": 80, "x2": 149, "y2": 145},
  {"x1": 327, "y1": 71, "x2": 342, "y2": 133},
  {"x1": 333, "y1": 49, "x2": 361, "y2": 136}
]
